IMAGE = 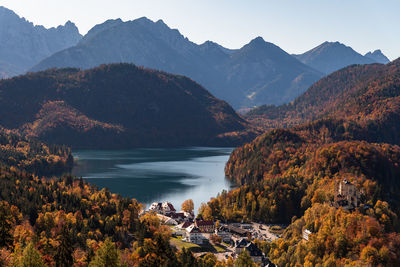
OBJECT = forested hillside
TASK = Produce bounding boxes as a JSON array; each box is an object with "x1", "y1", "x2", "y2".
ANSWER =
[
  {"x1": 200, "y1": 125, "x2": 400, "y2": 265},
  {"x1": 247, "y1": 59, "x2": 400, "y2": 145},
  {"x1": 0, "y1": 129, "x2": 236, "y2": 266},
  {"x1": 0, "y1": 128, "x2": 72, "y2": 176},
  {"x1": 199, "y1": 59, "x2": 400, "y2": 265},
  {"x1": 0, "y1": 63, "x2": 257, "y2": 148}
]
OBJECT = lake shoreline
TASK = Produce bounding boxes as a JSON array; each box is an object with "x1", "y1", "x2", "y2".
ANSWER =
[{"x1": 72, "y1": 147, "x2": 235, "y2": 212}]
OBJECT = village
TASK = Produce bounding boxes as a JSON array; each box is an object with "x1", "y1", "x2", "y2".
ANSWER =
[
  {"x1": 143, "y1": 179, "x2": 365, "y2": 266},
  {"x1": 145, "y1": 201, "x2": 280, "y2": 267}
]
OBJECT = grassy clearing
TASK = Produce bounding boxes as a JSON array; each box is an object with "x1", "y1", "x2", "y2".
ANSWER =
[
  {"x1": 170, "y1": 237, "x2": 201, "y2": 249},
  {"x1": 170, "y1": 237, "x2": 227, "y2": 253}
]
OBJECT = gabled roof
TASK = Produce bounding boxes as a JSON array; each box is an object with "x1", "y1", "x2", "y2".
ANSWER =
[
  {"x1": 170, "y1": 212, "x2": 185, "y2": 219},
  {"x1": 224, "y1": 225, "x2": 249, "y2": 235},
  {"x1": 235, "y1": 239, "x2": 263, "y2": 256},
  {"x1": 235, "y1": 238, "x2": 249, "y2": 248},
  {"x1": 178, "y1": 221, "x2": 192, "y2": 229},
  {"x1": 166, "y1": 202, "x2": 176, "y2": 211},
  {"x1": 164, "y1": 218, "x2": 178, "y2": 225},
  {"x1": 195, "y1": 220, "x2": 214, "y2": 226},
  {"x1": 245, "y1": 243, "x2": 263, "y2": 257},
  {"x1": 187, "y1": 225, "x2": 201, "y2": 233}
]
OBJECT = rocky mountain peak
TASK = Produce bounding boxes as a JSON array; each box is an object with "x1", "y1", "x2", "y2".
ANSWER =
[
  {"x1": 365, "y1": 49, "x2": 390, "y2": 64},
  {"x1": 0, "y1": 6, "x2": 82, "y2": 77}
]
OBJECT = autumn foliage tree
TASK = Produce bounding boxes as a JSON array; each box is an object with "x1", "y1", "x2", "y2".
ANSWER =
[{"x1": 181, "y1": 199, "x2": 194, "y2": 214}]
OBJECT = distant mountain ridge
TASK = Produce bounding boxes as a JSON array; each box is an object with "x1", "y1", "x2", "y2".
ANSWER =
[
  {"x1": 0, "y1": 6, "x2": 82, "y2": 78},
  {"x1": 31, "y1": 17, "x2": 323, "y2": 109},
  {"x1": 365, "y1": 49, "x2": 390, "y2": 64},
  {"x1": 294, "y1": 41, "x2": 389, "y2": 75},
  {"x1": 0, "y1": 63, "x2": 258, "y2": 148},
  {"x1": 0, "y1": 7, "x2": 391, "y2": 109}
]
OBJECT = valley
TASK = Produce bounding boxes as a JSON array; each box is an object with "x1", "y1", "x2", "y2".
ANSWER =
[{"x1": 0, "y1": 3, "x2": 399, "y2": 267}]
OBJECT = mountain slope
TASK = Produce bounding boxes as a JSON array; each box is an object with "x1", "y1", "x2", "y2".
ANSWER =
[
  {"x1": 0, "y1": 63, "x2": 257, "y2": 148},
  {"x1": 31, "y1": 17, "x2": 323, "y2": 109},
  {"x1": 224, "y1": 37, "x2": 323, "y2": 107},
  {"x1": 201, "y1": 60, "x2": 400, "y2": 265},
  {"x1": 247, "y1": 58, "x2": 400, "y2": 144},
  {"x1": 0, "y1": 6, "x2": 82, "y2": 77},
  {"x1": 294, "y1": 41, "x2": 386, "y2": 74}
]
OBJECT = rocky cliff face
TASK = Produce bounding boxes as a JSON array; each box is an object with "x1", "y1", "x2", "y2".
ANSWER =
[
  {"x1": 31, "y1": 17, "x2": 323, "y2": 109},
  {"x1": 0, "y1": 6, "x2": 82, "y2": 77}
]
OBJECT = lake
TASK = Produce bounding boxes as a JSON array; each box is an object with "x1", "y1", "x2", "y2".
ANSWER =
[{"x1": 72, "y1": 147, "x2": 235, "y2": 212}]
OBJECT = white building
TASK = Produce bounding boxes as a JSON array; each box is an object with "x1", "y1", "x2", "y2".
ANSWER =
[
  {"x1": 149, "y1": 202, "x2": 176, "y2": 215},
  {"x1": 149, "y1": 202, "x2": 163, "y2": 213},
  {"x1": 303, "y1": 229, "x2": 312, "y2": 241},
  {"x1": 174, "y1": 222, "x2": 193, "y2": 236},
  {"x1": 162, "y1": 202, "x2": 176, "y2": 214},
  {"x1": 215, "y1": 227, "x2": 232, "y2": 243},
  {"x1": 184, "y1": 225, "x2": 204, "y2": 245}
]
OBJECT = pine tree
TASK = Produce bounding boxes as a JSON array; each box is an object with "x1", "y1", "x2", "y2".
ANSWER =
[
  {"x1": 0, "y1": 202, "x2": 14, "y2": 248},
  {"x1": 88, "y1": 239, "x2": 121, "y2": 267},
  {"x1": 235, "y1": 250, "x2": 255, "y2": 267},
  {"x1": 177, "y1": 248, "x2": 198, "y2": 267},
  {"x1": 18, "y1": 243, "x2": 45, "y2": 267},
  {"x1": 54, "y1": 227, "x2": 74, "y2": 267}
]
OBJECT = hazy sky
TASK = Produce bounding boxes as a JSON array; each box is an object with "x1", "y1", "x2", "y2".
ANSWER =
[{"x1": 1, "y1": 0, "x2": 399, "y2": 60}]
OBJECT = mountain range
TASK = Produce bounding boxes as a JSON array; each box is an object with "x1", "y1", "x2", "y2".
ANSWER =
[
  {"x1": 30, "y1": 17, "x2": 323, "y2": 109},
  {"x1": 0, "y1": 6, "x2": 391, "y2": 110},
  {"x1": 28, "y1": 18, "x2": 392, "y2": 109},
  {"x1": 0, "y1": 6, "x2": 82, "y2": 78},
  {"x1": 294, "y1": 41, "x2": 390, "y2": 75},
  {"x1": 0, "y1": 63, "x2": 257, "y2": 148}
]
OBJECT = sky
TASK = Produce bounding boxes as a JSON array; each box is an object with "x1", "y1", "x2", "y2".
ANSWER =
[{"x1": 1, "y1": 0, "x2": 399, "y2": 60}]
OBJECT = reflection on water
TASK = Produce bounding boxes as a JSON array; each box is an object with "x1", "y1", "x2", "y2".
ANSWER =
[{"x1": 72, "y1": 147, "x2": 235, "y2": 212}]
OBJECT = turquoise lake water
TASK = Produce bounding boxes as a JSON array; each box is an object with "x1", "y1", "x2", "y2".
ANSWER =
[{"x1": 72, "y1": 147, "x2": 234, "y2": 212}]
